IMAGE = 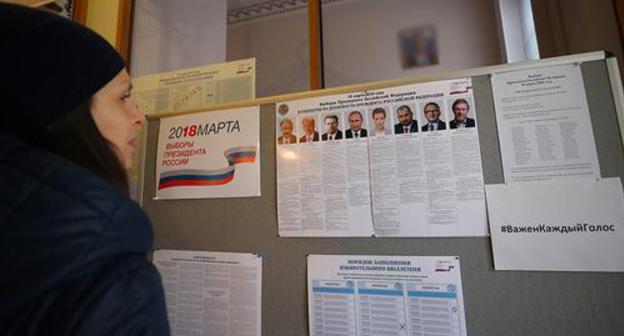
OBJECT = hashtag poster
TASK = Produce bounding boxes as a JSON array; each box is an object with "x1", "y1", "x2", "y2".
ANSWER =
[
  {"x1": 486, "y1": 178, "x2": 624, "y2": 272},
  {"x1": 155, "y1": 106, "x2": 260, "y2": 199}
]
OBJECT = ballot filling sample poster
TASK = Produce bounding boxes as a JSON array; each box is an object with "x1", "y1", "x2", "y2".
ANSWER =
[
  {"x1": 155, "y1": 106, "x2": 260, "y2": 199},
  {"x1": 154, "y1": 250, "x2": 262, "y2": 336},
  {"x1": 491, "y1": 63, "x2": 600, "y2": 183},
  {"x1": 307, "y1": 255, "x2": 467, "y2": 336},
  {"x1": 276, "y1": 78, "x2": 487, "y2": 237}
]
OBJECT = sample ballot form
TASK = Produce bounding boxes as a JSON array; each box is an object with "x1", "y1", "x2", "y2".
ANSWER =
[{"x1": 308, "y1": 255, "x2": 466, "y2": 336}]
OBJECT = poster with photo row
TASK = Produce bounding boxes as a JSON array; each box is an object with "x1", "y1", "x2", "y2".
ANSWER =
[{"x1": 276, "y1": 78, "x2": 487, "y2": 237}]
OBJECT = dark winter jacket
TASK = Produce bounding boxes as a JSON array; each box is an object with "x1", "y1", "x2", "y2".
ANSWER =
[{"x1": 0, "y1": 134, "x2": 170, "y2": 335}]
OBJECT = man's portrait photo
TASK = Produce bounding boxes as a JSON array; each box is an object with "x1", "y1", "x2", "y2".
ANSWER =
[
  {"x1": 277, "y1": 118, "x2": 297, "y2": 144},
  {"x1": 345, "y1": 110, "x2": 368, "y2": 139},
  {"x1": 449, "y1": 98, "x2": 476, "y2": 129},
  {"x1": 299, "y1": 116, "x2": 319, "y2": 143},
  {"x1": 371, "y1": 107, "x2": 391, "y2": 136},
  {"x1": 394, "y1": 105, "x2": 418, "y2": 134},
  {"x1": 321, "y1": 114, "x2": 343, "y2": 141},
  {"x1": 421, "y1": 102, "x2": 446, "y2": 131}
]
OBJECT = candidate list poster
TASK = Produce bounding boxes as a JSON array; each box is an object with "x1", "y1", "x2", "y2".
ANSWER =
[
  {"x1": 155, "y1": 106, "x2": 260, "y2": 199},
  {"x1": 276, "y1": 94, "x2": 374, "y2": 237},
  {"x1": 308, "y1": 255, "x2": 467, "y2": 336},
  {"x1": 154, "y1": 250, "x2": 262, "y2": 336},
  {"x1": 276, "y1": 78, "x2": 487, "y2": 237}
]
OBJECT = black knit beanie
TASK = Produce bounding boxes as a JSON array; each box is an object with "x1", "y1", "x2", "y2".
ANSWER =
[{"x1": 0, "y1": 3, "x2": 125, "y2": 137}]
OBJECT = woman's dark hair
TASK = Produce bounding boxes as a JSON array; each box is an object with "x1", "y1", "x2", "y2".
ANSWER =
[{"x1": 41, "y1": 99, "x2": 130, "y2": 195}]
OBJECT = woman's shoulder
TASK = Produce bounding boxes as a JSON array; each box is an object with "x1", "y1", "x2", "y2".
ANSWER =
[
  {"x1": 0, "y1": 134, "x2": 157, "y2": 332},
  {"x1": 0, "y1": 133, "x2": 153, "y2": 259},
  {"x1": 0, "y1": 134, "x2": 130, "y2": 215}
]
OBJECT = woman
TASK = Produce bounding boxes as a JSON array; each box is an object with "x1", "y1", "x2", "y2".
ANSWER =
[
  {"x1": 371, "y1": 107, "x2": 391, "y2": 136},
  {"x1": 0, "y1": 4, "x2": 169, "y2": 335}
]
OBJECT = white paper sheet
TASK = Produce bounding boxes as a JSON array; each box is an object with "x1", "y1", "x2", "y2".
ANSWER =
[
  {"x1": 307, "y1": 255, "x2": 467, "y2": 336},
  {"x1": 153, "y1": 250, "x2": 262, "y2": 336},
  {"x1": 133, "y1": 58, "x2": 255, "y2": 116},
  {"x1": 155, "y1": 106, "x2": 260, "y2": 199},
  {"x1": 491, "y1": 63, "x2": 600, "y2": 183},
  {"x1": 486, "y1": 178, "x2": 624, "y2": 272},
  {"x1": 276, "y1": 78, "x2": 487, "y2": 237}
]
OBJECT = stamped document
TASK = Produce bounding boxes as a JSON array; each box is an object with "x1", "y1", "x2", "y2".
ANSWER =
[
  {"x1": 133, "y1": 58, "x2": 255, "y2": 115},
  {"x1": 491, "y1": 63, "x2": 600, "y2": 183}
]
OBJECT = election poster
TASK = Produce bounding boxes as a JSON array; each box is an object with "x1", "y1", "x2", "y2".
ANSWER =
[
  {"x1": 131, "y1": 58, "x2": 255, "y2": 202},
  {"x1": 276, "y1": 78, "x2": 487, "y2": 237},
  {"x1": 307, "y1": 255, "x2": 467, "y2": 336},
  {"x1": 155, "y1": 106, "x2": 260, "y2": 199}
]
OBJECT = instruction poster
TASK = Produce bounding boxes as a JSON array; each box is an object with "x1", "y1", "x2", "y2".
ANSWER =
[
  {"x1": 491, "y1": 63, "x2": 600, "y2": 183},
  {"x1": 154, "y1": 250, "x2": 262, "y2": 336},
  {"x1": 276, "y1": 78, "x2": 487, "y2": 237},
  {"x1": 155, "y1": 106, "x2": 260, "y2": 199},
  {"x1": 307, "y1": 255, "x2": 467, "y2": 336}
]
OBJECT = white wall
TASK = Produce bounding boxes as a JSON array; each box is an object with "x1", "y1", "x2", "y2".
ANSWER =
[
  {"x1": 131, "y1": 0, "x2": 227, "y2": 77},
  {"x1": 227, "y1": 9, "x2": 310, "y2": 98},
  {"x1": 498, "y1": 0, "x2": 524, "y2": 62},
  {"x1": 519, "y1": 0, "x2": 539, "y2": 60},
  {"x1": 227, "y1": 0, "x2": 503, "y2": 96},
  {"x1": 322, "y1": 0, "x2": 503, "y2": 87}
]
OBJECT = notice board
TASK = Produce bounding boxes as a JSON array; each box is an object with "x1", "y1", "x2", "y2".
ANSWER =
[{"x1": 142, "y1": 53, "x2": 624, "y2": 336}]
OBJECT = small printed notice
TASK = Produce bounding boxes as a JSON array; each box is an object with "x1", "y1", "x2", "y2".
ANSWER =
[
  {"x1": 491, "y1": 63, "x2": 600, "y2": 183},
  {"x1": 307, "y1": 255, "x2": 467, "y2": 336},
  {"x1": 276, "y1": 78, "x2": 487, "y2": 237},
  {"x1": 486, "y1": 177, "x2": 624, "y2": 272},
  {"x1": 155, "y1": 106, "x2": 260, "y2": 199},
  {"x1": 153, "y1": 250, "x2": 262, "y2": 336},
  {"x1": 133, "y1": 58, "x2": 255, "y2": 116}
]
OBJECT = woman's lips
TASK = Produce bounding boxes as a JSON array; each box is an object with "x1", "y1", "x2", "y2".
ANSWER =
[{"x1": 128, "y1": 137, "x2": 137, "y2": 149}]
